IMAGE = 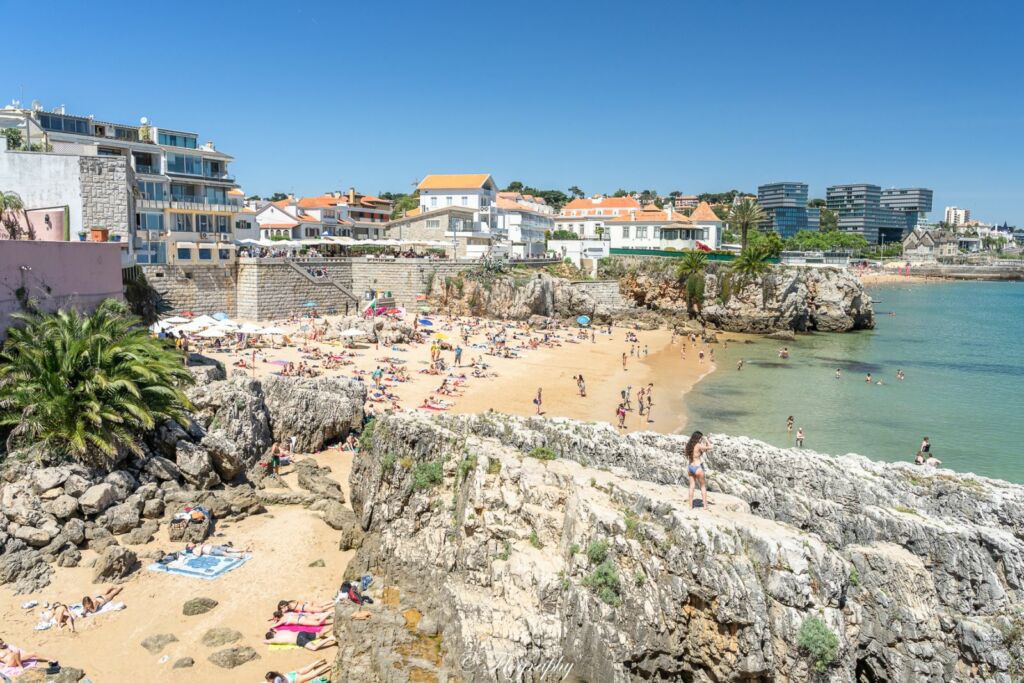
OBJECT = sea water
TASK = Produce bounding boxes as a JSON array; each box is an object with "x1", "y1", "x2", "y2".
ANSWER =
[{"x1": 684, "y1": 281, "x2": 1024, "y2": 483}]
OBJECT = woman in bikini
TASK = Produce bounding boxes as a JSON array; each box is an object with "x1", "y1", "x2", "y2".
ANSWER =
[
  {"x1": 263, "y1": 628, "x2": 338, "y2": 650},
  {"x1": 81, "y1": 586, "x2": 124, "y2": 615},
  {"x1": 0, "y1": 638, "x2": 54, "y2": 669},
  {"x1": 274, "y1": 600, "x2": 334, "y2": 618},
  {"x1": 268, "y1": 612, "x2": 333, "y2": 629},
  {"x1": 264, "y1": 659, "x2": 334, "y2": 683},
  {"x1": 685, "y1": 431, "x2": 712, "y2": 510},
  {"x1": 51, "y1": 602, "x2": 76, "y2": 632}
]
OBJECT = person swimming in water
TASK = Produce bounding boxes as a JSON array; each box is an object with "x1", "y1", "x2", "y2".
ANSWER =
[{"x1": 685, "y1": 431, "x2": 712, "y2": 510}]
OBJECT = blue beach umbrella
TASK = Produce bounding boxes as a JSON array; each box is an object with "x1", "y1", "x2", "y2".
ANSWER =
[
  {"x1": 212, "y1": 311, "x2": 229, "y2": 321},
  {"x1": 577, "y1": 315, "x2": 591, "y2": 326},
  {"x1": 418, "y1": 319, "x2": 434, "y2": 326}
]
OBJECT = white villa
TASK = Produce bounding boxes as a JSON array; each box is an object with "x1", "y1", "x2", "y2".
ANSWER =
[
  {"x1": 555, "y1": 195, "x2": 642, "y2": 239},
  {"x1": 607, "y1": 201, "x2": 722, "y2": 251}
]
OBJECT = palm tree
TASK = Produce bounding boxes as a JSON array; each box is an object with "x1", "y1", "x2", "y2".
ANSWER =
[
  {"x1": 676, "y1": 251, "x2": 708, "y2": 281},
  {"x1": 0, "y1": 190, "x2": 34, "y2": 240},
  {"x1": 728, "y1": 198, "x2": 766, "y2": 251},
  {"x1": 730, "y1": 246, "x2": 772, "y2": 282},
  {"x1": 0, "y1": 300, "x2": 194, "y2": 467}
]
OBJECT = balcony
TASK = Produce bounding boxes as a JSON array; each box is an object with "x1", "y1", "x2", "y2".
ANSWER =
[
  {"x1": 166, "y1": 169, "x2": 235, "y2": 183},
  {"x1": 139, "y1": 197, "x2": 242, "y2": 213},
  {"x1": 134, "y1": 164, "x2": 160, "y2": 175}
]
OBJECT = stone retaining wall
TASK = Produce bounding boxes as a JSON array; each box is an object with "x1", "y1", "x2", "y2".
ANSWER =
[
  {"x1": 142, "y1": 264, "x2": 237, "y2": 316},
  {"x1": 568, "y1": 280, "x2": 625, "y2": 308}
]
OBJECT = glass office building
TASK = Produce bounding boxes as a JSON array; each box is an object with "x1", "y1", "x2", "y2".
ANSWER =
[
  {"x1": 758, "y1": 182, "x2": 811, "y2": 238},
  {"x1": 826, "y1": 184, "x2": 906, "y2": 244},
  {"x1": 881, "y1": 187, "x2": 933, "y2": 234}
]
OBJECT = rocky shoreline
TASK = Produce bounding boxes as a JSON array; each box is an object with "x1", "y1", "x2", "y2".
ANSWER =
[{"x1": 338, "y1": 411, "x2": 1023, "y2": 682}]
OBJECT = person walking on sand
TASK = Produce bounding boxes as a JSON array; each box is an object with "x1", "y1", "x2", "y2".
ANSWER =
[
  {"x1": 454, "y1": 345, "x2": 463, "y2": 366},
  {"x1": 786, "y1": 416, "x2": 794, "y2": 434},
  {"x1": 269, "y1": 443, "x2": 283, "y2": 477},
  {"x1": 686, "y1": 431, "x2": 712, "y2": 510},
  {"x1": 622, "y1": 352, "x2": 628, "y2": 371},
  {"x1": 637, "y1": 387, "x2": 646, "y2": 416},
  {"x1": 795, "y1": 427, "x2": 805, "y2": 448},
  {"x1": 616, "y1": 402, "x2": 627, "y2": 429},
  {"x1": 533, "y1": 388, "x2": 543, "y2": 415},
  {"x1": 576, "y1": 375, "x2": 586, "y2": 397},
  {"x1": 624, "y1": 385, "x2": 633, "y2": 410}
]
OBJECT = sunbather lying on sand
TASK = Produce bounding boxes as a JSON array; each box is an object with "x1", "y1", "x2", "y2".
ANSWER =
[
  {"x1": 185, "y1": 542, "x2": 251, "y2": 557},
  {"x1": 0, "y1": 638, "x2": 53, "y2": 669},
  {"x1": 274, "y1": 600, "x2": 334, "y2": 618},
  {"x1": 264, "y1": 658, "x2": 333, "y2": 683},
  {"x1": 269, "y1": 612, "x2": 333, "y2": 628},
  {"x1": 51, "y1": 602, "x2": 75, "y2": 632},
  {"x1": 81, "y1": 586, "x2": 124, "y2": 615},
  {"x1": 263, "y1": 631, "x2": 338, "y2": 650}
]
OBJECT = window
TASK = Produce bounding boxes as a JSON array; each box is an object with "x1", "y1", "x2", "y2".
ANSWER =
[
  {"x1": 137, "y1": 212, "x2": 163, "y2": 231},
  {"x1": 114, "y1": 127, "x2": 139, "y2": 142},
  {"x1": 176, "y1": 248, "x2": 191, "y2": 260},
  {"x1": 219, "y1": 249, "x2": 231, "y2": 260},
  {"x1": 654, "y1": 228, "x2": 661, "y2": 239},
  {"x1": 460, "y1": 196, "x2": 468, "y2": 206},
  {"x1": 198, "y1": 248, "x2": 212, "y2": 260},
  {"x1": 159, "y1": 132, "x2": 198, "y2": 149},
  {"x1": 430, "y1": 196, "x2": 438, "y2": 208},
  {"x1": 216, "y1": 216, "x2": 229, "y2": 233},
  {"x1": 426, "y1": 219, "x2": 441, "y2": 229},
  {"x1": 621, "y1": 226, "x2": 630, "y2": 238},
  {"x1": 636, "y1": 227, "x2": 648, "y2": 238},
  {"x1": 166, "y1": 153, "x2": 203, "y2": 175},
  {"x1": 37, "y1": 114, "x2": 90, "y2": 135},
  {"x1": 172, "y1": 214, "x2": 193, "y2": 232},
  {"x1": 205, "y1": 187, "x2": 226, "y2": 204},
  {"x1": 138, "y1": 181, "x2": 165, "y2": 200},
  {"x1": 196, "y1": 215, "x2": 211, "y2": 233},
  {"x1": 446, "y1": 196, "x2": 452, "y2": 206}
]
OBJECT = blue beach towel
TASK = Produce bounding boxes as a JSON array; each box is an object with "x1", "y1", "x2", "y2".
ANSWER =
[{"x1": 147, "y1": 553, "x2": 251, "y2": 580}]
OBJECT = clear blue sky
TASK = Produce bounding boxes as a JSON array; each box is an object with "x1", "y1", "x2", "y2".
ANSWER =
[{"x1": 7, "y1": 0, "x2": 1022, "y2": 223}]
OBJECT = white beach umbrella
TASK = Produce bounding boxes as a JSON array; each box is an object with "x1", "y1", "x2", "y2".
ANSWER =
[
  {"x1": 197, "y1": 328, "x2": 226, "y2": 338},
  {"x1": 238, "y1": 323, "x2": 263, "y2": 334},
  {"x1": 191, "y1": 314, "x2": 217, "y2": 326},
  {"x1": 338, "y1": 328, "x2": 368, "y2": 337},
  {"x1": 259, "y1": 326, "x2": 288, "y2": 335},
  {"x1": 161, "y1": 316, "x2": 189, "y2": 324}
]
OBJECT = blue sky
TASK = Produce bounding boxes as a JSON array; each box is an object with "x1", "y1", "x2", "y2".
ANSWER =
[{"x1": 7, "y1": 0, "x2": 1022, "y2": 223}]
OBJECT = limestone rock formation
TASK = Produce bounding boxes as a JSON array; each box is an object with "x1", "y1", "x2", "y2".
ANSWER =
[
  {"x1": 262, "y1": 376, "x2": 365, "y2": 453},
  {"x1": 429, "y1": 271, "x2": 606, "y2": 321},
  {"x1": 340, "y1": 412, "x2": 1023, "y2": 682}
]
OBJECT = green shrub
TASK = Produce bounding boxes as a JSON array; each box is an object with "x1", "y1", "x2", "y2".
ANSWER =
[
  {"x1": 358, "y1": 419, "x2": 376, "y2": 452},
  {"x1": 797, "y1": 616, "x2": 839, "y2": 673},
  {"x1": 527, "y1": 447, "x2": 556, "y2": 461},
  {"x1": 529, "y1": 530, "x2": 543, "y2": 549},
  {"x1": 569, "y1": 543, "x2": 580, "y2": 556},
  {"x1": 412, "y1": 461, "x2": 443, "y2": 491},
  {"x1": 583, "y1": 560, "x2": 621, "y2": 606},
  {"x1": 487, "y1": 459, "x2": 501, "y2": 475},
  {"x1": 586, "y1": 539, "x2": 609, "y2": 565},
  {"x1": 399, "y1": 456, "x2": 413, "y2": 470},
  {"x1": 624, "y1": 512, "x2": 640, "y2": 539},
  {"x1": 848, "y1": 566, "x2": 860, "y2": 587},
  {"x1": 457, "y1": 454, "x2": 478, "y2": 483},
  {"x1": 633, "y1": 570, "x2": 645, "y2": 587},
  {"x1": 496, "y1": 540, "x2": 511, "y2": 561},
  {"x1": 381, "y1": 452, "x2": 396, "y2": 471}
]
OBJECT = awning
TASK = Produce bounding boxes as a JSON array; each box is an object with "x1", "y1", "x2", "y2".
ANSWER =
[
  {"x1": 216, "y1": 243, "x2": 237, "y2": 249},
  {"x1": 174, "y1": 241, "x2": 197, "y2": 249}
]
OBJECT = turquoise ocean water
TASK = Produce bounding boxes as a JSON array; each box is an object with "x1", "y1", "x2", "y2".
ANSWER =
[{"x1": 684, "y1": 281, "x2": 1024, "y2": 483}]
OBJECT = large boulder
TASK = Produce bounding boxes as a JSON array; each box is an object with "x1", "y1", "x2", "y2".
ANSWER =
[
  {"x1": 188, "y1": 377, "x2": 272, "y2": 467},
  {"x1": 175, "y1": 442, "x2": 221, "y2": 490},
  {"x1": 144, "y1": 455, "x2": 181, "y2": 482},
  {"x1": 31, "y1": 466, "x2": 74, "y2": 493},
  {"x1": 1, "y1": 483, "x2": 46, "y2": 526},
  {"x1": 0, "y1": 549, "x2": 54, "y2": 594},
  {"x1": 103, "y1": 502, "x2": 141, "y2": 535},
  {"x1": 208, "y1": 646, "x2": 259, "y2": 669},
  {"x1": 262, "y1": 376, "x2": 365, "y2": 453},
  {"x1": 200, "y1": 432, "x2": 246, "y2": 482},
  {"x1": 92, "y1": 545, "x2": 138, "y2": 583},
  {"x1": 78, "y1": 483, "x2": 118, "y2": 516},
  {"x1": 44, "y1": 494, "x2": 80, "y2": 520},
  {"x1": 295, "y1": 459, "x2": 344, "y2": 502}
]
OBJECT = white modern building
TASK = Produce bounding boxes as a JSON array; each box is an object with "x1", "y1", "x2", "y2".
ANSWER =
[
  {"x1": 944, "y1": 206, "x2": 971, "y2": 226},
  {"x1": 495, "y1": 191, "x2": 554, "y2": 257},
  {"x1": 555, "y1": 195, "x2": 641, "y2": 239},
  {"x1": 1, "y1": 100, "x2": 245, "y2": 265}
]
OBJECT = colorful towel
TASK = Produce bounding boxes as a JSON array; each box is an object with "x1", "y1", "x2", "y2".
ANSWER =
[
  {"x1": 147, "y1": 553, "x2": 251, "y2": 580},
  {"x1": 1, "y1": 659, "x2": 37, "y2": 678},
  {"x1": 273, "y1": 624, "x2": 324, "y2": 633},
  {"x1": 69, "y1": 601, "x2": 126, "y2": 618}
]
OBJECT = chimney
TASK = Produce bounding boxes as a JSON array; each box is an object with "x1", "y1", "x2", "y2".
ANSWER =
[
  {"x1": 287, "y1": 193, "x2": 295, "y2": 202},
  {"x1": 348, "y1": 187, "x2": 356, "y2": 204}
]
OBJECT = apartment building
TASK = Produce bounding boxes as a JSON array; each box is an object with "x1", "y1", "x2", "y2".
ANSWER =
[
  {"x1": 555, "y1": 196, "x2": 642, "y2": 239},
  {"x1": 672, "y1": 194, "x2": 699, "y2": 209},
  {"x1": 495, "y1": 191, "x2": 554, "y2": 257},
  {"x1": 826, "y1": 184, "x2": 905, "y2": 244},
  {"x1": 757, "y1": 182, "x2": 812, "y2": 239},
  {"x1": 1, "y1": 102, "x2": 244, "y2": 264},
  {"x1": 944, "y1": 206, "x2": 971, "y2": 227},
  {"x1": 880, "y1": 187, "x2": 933, "y2": 232}
]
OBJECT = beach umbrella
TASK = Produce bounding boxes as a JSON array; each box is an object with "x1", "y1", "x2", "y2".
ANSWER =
[
  {"x1": 268, "y1": 359, "x2": 289, "y2": 366},
  {"x1": 433, "y1": 332, "x2": 448, "y2": 340},
  {"x1": 419, "y1": 307, "x2": 431, "y2": 314},
  {"x1": 238, "y1": 323, "x2": 262, "y2": 334},
  {"x1": 417, "y1": 319, "x2": 433, "y2": 326},
  {"x1": 161, "y1": 316, "x2": 188, "y2": 324},
  {"x1": 192, "y1": 314, "x2": 218, "y2": 327},
  {"x1": 148, "y1": 322, "x2": 164, "y2": 334},
  {"x1": 181, "y1": 311, "x2": 195, "y2": 317},
  {"x1": 339, "y1": 328, "x2": 367, "y2": 337},
  {"x1": 212, "y1": 312, "x2": 230, "y2": 321},
  {"x1": 197, "y1": 328, "x2": 226, "y2": 338},
  {"x1": 260, "y1": 326, "x2": 287, "y2": 335},
  {"x1": 577, "y1": 315, "x2": 591, "y2": 326}
]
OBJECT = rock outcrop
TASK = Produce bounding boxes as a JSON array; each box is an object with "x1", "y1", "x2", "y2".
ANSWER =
[
  {"x1": 429, "y1": 272, "x2": 608, "y2": 321},
  {"x1": 339, "y1": 412, "x2": 1023, "y2": 682}
]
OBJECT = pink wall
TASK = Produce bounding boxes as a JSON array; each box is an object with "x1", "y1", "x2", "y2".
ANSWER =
[
  {"x1": 0, "y1": 207, "x2": 68, "y2": 241},
  {"x1": 0, "y1": 241, "x2": 124, "y2": 337}
]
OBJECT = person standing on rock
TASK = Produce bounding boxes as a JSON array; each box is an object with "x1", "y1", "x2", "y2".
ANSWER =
[{"x1": 685, "y1": 431, "x2": 712, "y2": 510}]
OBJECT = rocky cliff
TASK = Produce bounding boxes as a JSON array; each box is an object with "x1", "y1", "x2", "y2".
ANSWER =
[
  {"x1": 339, "y1": 412, "x2": 1022, "y2": 682},
  {"x1": 428, "y1": 271, "x2": 610, "y2": 321},
  {"x1": 620, "y1": 264, "x2": 874, "y2": 333}
]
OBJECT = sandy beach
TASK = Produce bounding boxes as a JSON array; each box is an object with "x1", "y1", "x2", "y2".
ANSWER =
[{"x1": 0, "y1": 314, "x2": 722, "y2": 680}]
